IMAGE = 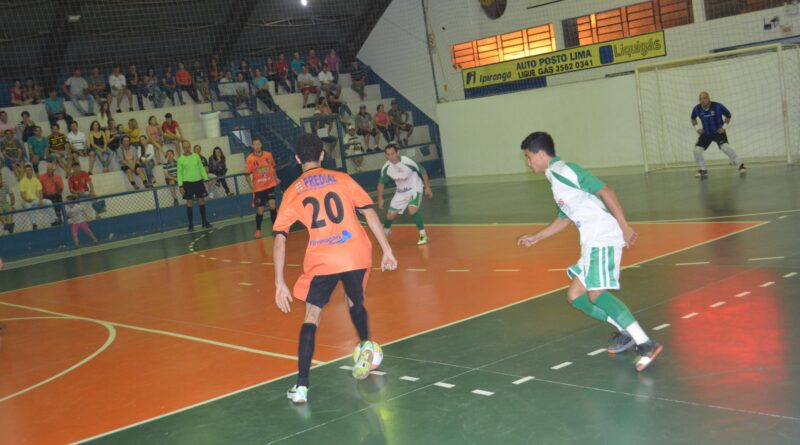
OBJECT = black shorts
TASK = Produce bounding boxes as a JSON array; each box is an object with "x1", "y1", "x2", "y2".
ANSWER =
[
  {"x1": 182, "y1": 180, "x2": 208, "y2": 200},
  {"x1": 253, "y1": 187, "x2": 276, "y2": 207},
  {"x1": 696, "y1": 133, "x2": 729, "y2": 150},
  {"x1": 298, "y1": 269, "x2": 369, "y2": 308}
]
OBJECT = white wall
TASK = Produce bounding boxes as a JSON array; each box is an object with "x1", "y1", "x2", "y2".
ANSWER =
[
  {"x1": 438, "y1": 74, "x2": 643, "y2": 177},
  {"x1": 357, "y1": 0, "x2": 439, "y2": 121}
]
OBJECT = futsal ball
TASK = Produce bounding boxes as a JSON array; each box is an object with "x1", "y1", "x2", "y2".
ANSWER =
[{"x1": 353, "y1": 341, "x2": 384, "y2": 370}]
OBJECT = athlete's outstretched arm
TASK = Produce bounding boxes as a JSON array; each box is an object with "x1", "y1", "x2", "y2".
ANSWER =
[
  {"x1": 359, "y1": 206, "x2": 397, "y2": 271},
  {"x1": 517, "y1": 217, "x2": 572, "y2": 247},
  {"x1": 273, "y1": 234, "x2": 293, "y2": 313},
  {"x1": 595, "y1": 186, "x2": 637, "y2": 247},
  {"x1": 376, "y1": 182, "x2": 385, "y2": 210},
  {"x1": 421, "y1": 170, "x2": 433, "y2": 199}
]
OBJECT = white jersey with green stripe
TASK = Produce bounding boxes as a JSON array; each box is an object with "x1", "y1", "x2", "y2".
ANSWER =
[
  {"x1": 379, "y1": 156, "x2": 425, "y2": 194},
  {"x1": 545, "y1": 157, "x2": 624, "y2": 248}
]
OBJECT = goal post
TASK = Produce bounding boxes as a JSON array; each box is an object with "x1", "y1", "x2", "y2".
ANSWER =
[{"x1": 635, "y1": 44, "x2": 800, "y2": 172}]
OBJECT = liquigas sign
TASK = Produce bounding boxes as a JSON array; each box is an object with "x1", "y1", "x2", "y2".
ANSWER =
[{"x1": 462, "y1": 31, "x2": 666, "y2": 98}]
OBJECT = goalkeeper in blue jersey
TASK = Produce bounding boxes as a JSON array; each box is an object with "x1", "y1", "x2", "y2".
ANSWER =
[{"x1": 690, "y1": 91, "x2": 746, "y2": 178}]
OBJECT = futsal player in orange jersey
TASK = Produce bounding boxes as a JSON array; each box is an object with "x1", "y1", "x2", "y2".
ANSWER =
[
  {"x1": 244, "y1": 137, "x2": 280, "y2": 238},
  {"x1": 273, "y1": 133, "x2": 397, "y2": 404}
]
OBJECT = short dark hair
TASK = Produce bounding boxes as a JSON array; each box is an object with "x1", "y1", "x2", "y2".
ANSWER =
[
  {"x1": 384, "y1": 142, "x2": 399, "y2": 153},
  {"x1": 295, "y1": 133, "x2": 323, "y2": 163},
  {"x1": 164, "y1": 112, "x2": 173, "y2": 119},
  {"x1": 252, "y1": 136, "x2": 262, "y2": 143},
  {"x1": 520, "y1": 131, "x2": 555, "y2": 157}
]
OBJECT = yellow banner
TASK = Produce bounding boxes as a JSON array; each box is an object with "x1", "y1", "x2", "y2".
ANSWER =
[{"x1": 462, "y1": 31, "x2": 666, "y2": 90}]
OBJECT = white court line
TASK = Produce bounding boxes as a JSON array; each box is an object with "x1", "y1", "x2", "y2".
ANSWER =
[
  {"x1": 653, "y1": 323, "x2": 671, "y2": 331},
  {"x1": 407, "y1": 268, "x2": 427, "y2": 272},
  {"x1": 0, "y1": 316, "x2": 116, "y2": 403},
  {"x1": 238, "y1": 282, "x2": 254, "y2": 287},
  {"x1": 748, "y1": 256, "x2": 785, "y2": 261},
  {"x1": 735, "y1": 291, "x2": 751, "y2": 297},
  {"x1": 200, "y1": 254, "x2": 206, "y2": 258},
  {"x1": 339, "y1": 365, "x2": 353, "y2": 371},
  {"x1": 494, "y1": 269, "x2": 520, "y2": 272},
  {"x1": 240, "y1": 261, "x2": 251, "y2": 264},
  {"x1": 779, "y1": 215, "x2": 788, "y2": 219},
  {"x1": 262, "y1": 262, "x2": 272, "y2": 266},
  {"x1": 447, "y1": 269, "x2": 470, "y2": 273},
  {"x1": 761, "y1": 281, "x2": 775, "y2": 288},
  {"x1": 709, "y1": 301, "x2": 726, "y2": 308},
  {"x1": 222, "y1": 259, "x2": 232, "y2": 263},
  {"x1": 434, "y1": 382, "x2": 455, "y2": 389},
  {"x1": 400, "y1": 376, "x2": 419, "y2": 382},
  {"x1": 472, "y1": 389, "x2": 494, "y2": 396},
  {"x1": 551, "y1": 362, "x2": 572, "y2": 370},
  {"x1": 208, "y1": 257, "x2": 217, "y2": 260},
  {"x1": 287, "y1": 263, "x2": 300, "y2": 267},
  {"x1": 682, "y1": 312, "x2": 699, "y2": 319},
  {"x1": 547, "y1": 268, "x2": 566, "y2": 272},
  {"x1": 0, "y1": 301, "x2": 317, "y2": 364},
  {"x1": 587, "y1": 348, "x2": 606, "y2": 356},
  {"x1": 784, "y1": 272, "x2": 797, "y2": 278},
  {"x1": 370, "y1": 370, "x2": 386, "y2": 376},
  {"x1": 675, "y1": 261, "x2": 710, "y2": 266},
  {"x1": 512, "y1": 376, "x2": 535, "y2": 385}
]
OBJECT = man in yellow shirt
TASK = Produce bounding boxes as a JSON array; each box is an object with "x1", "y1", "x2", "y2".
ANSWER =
[{"x1": 19, "y1": 163, "x2": 57, "y2": 229}]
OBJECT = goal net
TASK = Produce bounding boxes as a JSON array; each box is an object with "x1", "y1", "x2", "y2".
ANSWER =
[{"x1": 636, "y1": 44, "x2": 800, "y2": 172}]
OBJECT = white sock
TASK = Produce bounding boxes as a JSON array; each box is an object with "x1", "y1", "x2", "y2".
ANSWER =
[
  {"x1": 624, "y1": 321, "x2": 650, "y2": 345},
  {"x1": 420, "y1": 229, "x2": 426, "y2": 236},
  {"x1": 720, "y1": 143, "x2": 742, "y2": 167},
  {"x1": 607, "y1": 317, "x2": 623, "y2": 332},
  {"x1": 693, "y1": 146, "x2": 706, "y2": 169}
]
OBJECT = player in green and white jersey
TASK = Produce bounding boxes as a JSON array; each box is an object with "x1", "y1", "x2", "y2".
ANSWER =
[
  {"x1": 516, "y1": 132, "x2": 663, "y2": 372},
  {"x1": 376, "y1": 143, "x2": 433, "y2": 245}
]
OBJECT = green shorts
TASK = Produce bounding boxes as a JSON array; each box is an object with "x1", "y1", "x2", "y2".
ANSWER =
[{"x1": 567, "y1": 246, "x2": 622, "y2": 291}]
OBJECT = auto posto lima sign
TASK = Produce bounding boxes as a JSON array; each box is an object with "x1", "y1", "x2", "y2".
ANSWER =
[{"x1": 462, "y1": 31, "x2": 666, "y2": 96}]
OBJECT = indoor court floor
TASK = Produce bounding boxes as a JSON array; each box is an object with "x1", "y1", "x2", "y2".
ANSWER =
[{"x1": 1, "y1": 163, "x2": 799, "y2": 444}]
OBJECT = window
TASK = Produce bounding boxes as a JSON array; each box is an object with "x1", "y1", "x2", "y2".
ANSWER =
[
  {"x1": 563, "y1": 0, "x2": 693, "y2": 48},
  {"x1": 451, "y1": 24, "x2": 556, "y2": 69},
  {"x1": 705, "y1": 0, "x2": 784, "y2": 20}
]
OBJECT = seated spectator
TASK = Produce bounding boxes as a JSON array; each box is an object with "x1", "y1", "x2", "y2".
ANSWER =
[
  {"x1": 10, "y1": 79, "x2": 33, "y2": 106},
  {"x1": 161, "y1": 112, "x2": 185, "y2": 147},
  {"x1": 109, "y1": 65, "x2": 133, "y2": 113},
  {"x1": 126, "y1": 64, "x2": 144, "y2": 111},
  {"x1": 20, "y1": 163, "x2": 59, "y2": 228},
  {"x1": 162, "y1": 66, "x2": 181, "y2": 106},
  {"x1": 43, "y1": 91, "x2": 73, "y2": 127},
  {"x1": 234, "y1": 72, "x2": 254, "y2": 111},
  {"x1": 0, "y1": 129, "x2": 24, "y2": 179},
  {"x1": 146, "y1": 115, "x2": 165, "y2": 163},
  {"x1": 162, "y1": 149, "x2": 179, "y2": 206},
  {"x1": 297, "y1": 64, "x2": 319, "y2": 108},
  {"x1": 374, "y1": 104, "x2": 392, "y2": 145},
  {"x1": 66, "y1": 195, "x2": 98, "y2": 246},
  {"x1": 143, "y1": 67, "x2": 166, "y2": 108},
  {"x1": 325, "y1": 49, "x2": 341, "y2": 83},
  {"x1": 119, "y1": 136, "x2": 148, "y2": 189},
  {"x1": 88, "y1": 121, "x2": 112, "y2": 173},
  {"x1": 47, "y1": 123, "x2": 72, "y2": 174},
  {"x1": 38, "y1": 162, "x2": 65, "y2": 225},
  {"x1": 136, "y1": 135, "x2": 157, "y2": 186},
  {"x1": 306, "y1": 49, "x2": 321, "y2": 76},
  {"x1": 176, "y1": 62, "x2": 199, "y2": 104},
  {"x1": 388, "y1": 100, "x2": 414, "y2": 146},
  {"x1": 18, "y1": 111, "x2": 37, "y2": 144},
  {"x1": 98, "y1": 100, "x2": 112, "y2": 123},
  {"x1": 68, "y1": 162, "x2": 96, "y2": 199},
  {"x1": 290, "y1": 52, "x2": 305, "y2": 90},
  {"x1": 0, "y1": 111, "x2": 18, "y2": 134},
  {"x1": 209, "y1": 58, "x2": 223, "y2": 99},
  {"x1": 62, "y1": 68, "x2": 95, "y2": 117},
  {"x1": 275, "y1": 53, "x2": 294, "y2": 93},
  {"x1": 252, "y1": 68, "x2": 278, "y2": 112},
  {"x1": 208, "y1": 146, "x2": 232, "y2": 196},
  {"x1": 350, "y1": 61, "x2": 367, "y2": 101},
  {"x1": 193, "y1": 61, "x2": 211, "y2": 102},
  {"x1": 25, "y1": 79, "x2": 43, "y2": 104},
  {"x1": 326, "y1": 92, "x2": 352, "y2": 124},
  {"x1": 27, "y1": 126, "x2": 49, "y2": 174},
  {"x1": 125, "y1": 118, "x2": 141, "y2": 141},
  {"x1": 107, "y1": 121, "x2": 125, "y2": 154},
  {"x1": 343, "y1": 125, "x2": 366, "y2": 171},
  {"x1": 355, "y1": 104, "x2": 380, "y2": 151},
  {"x1": 318, "y1": 63, "x2": 341, "y2": 98},
  {"x1": 265, "y1": 57, "x2": 290, "y2": 95},
  {"x1": 87, "y1": 67, "x2": 108, "y2": 104},
  {"x1": 238, "y1": 60, "x2": 253, "y2": 81},
  {"x1": 0, "y1": 174, "x2": 15, "y2": 234},
  {"x1": 67, "y1": 121, "x2": 95, "y2": 174}
]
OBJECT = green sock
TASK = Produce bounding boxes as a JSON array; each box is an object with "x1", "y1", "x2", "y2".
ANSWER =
[
  {"x1": 384, "y1": 218, "x2": 394, "y2": 229},
  {"x1": 570, "y1": 294, "x2": 610, "y2": 323},
  {"x1": 592, "y1": 291, "x2": 636, "y2": 329},
  {"x1": 412, "y1": 213, "x2": 425, "y2": 230}
]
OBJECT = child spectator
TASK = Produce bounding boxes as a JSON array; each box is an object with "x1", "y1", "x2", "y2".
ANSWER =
[{"x1": 66, "y1": 195, "x2": 98, "y2": 246}]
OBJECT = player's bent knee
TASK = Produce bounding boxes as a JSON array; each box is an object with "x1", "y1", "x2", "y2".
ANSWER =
[
  {"x1": 587, "y1": 290, "x2": 603, "y2": 302},
  {"x1": 304, "y1": 304, "x2": 323, "y2": 325}
]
